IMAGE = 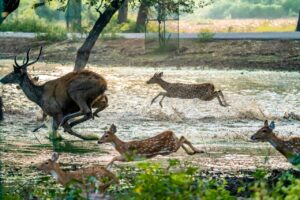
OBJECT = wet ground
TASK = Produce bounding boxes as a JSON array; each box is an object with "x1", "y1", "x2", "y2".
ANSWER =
[{"x1": 0, "y1": 63, "x2": 299, "y2": 188}]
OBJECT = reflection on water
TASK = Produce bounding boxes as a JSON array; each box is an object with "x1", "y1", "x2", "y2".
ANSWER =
[{"x1": 0, "y1": 65, "x2": 299, "y2": 173}]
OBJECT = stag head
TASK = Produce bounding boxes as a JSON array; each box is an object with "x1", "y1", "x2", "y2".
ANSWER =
[
  {"x1": 0, "y1": 47, "x2": 42, "y2": 85},
  {"x1": 146, "y1": 72, "x2": 164, "y2": 84}
]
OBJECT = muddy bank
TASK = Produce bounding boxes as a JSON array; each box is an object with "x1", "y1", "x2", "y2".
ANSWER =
[{"x1": 0, "y1": 38, "x2": 299, "y2": 71}]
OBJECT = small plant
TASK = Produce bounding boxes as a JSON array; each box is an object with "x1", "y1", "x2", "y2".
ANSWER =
[{"x1": 198, "y1": 30, "x2": 215, "y2": 42}]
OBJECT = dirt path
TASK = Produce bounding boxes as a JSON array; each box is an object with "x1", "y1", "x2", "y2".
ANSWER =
[{"x1": 0, "y1": 38, "x2": 299, "y2": 71}]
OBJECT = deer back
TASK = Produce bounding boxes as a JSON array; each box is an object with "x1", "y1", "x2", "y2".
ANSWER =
[{"x1": 125, "y1": 131, "x2": 179, "y2": 156}]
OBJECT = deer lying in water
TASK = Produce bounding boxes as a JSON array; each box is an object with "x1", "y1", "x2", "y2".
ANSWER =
[
  {"x1": 251, "y1": 120, "x2": 300, "y2": 168},
  {"x1": 146, "y1": 72, "x2": 229, "y2": 107},
  {"x1": 33, "y1": 94, "x2": 109, "y2": 132},
  {"x1": 0, "y1": 47, "x2": 107, "y2": 140},
  {"x1": 98, "y1": 124, "x2": 204, "y2": 167},
  {"x1": 37, "y1": 153, "x2": 118, "y2": 193}
]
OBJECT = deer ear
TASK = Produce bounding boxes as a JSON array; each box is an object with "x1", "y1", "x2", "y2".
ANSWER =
[
  {"x1": 269, "y1": 121, "x2": 275, "y2": 130},
  {"x1": 110, "y1": 124, "x2": 117, "y2": 134},
  {"x1": 264, "y1": 120, "x2": 269, "y2": 127},
  {"x1": 158, "y1": 72, "x2": 163, "y2": 77},
  {"x1": 51, "y1": 152, "x2": 59, "y2": 162}
]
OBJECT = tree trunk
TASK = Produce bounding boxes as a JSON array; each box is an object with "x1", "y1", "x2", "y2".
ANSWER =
[
  {"x1": 135, "y1": 1, "x2": 148, "y2": 32},
  {"x1": 118, "y1": 0, "x2": 128, "y2": 24},
  {"x1": 74, "y1": 0, "x2": 125, "y2": 71},
  {"x1": 65, "y1": 0, "x2": 82, "y2": 32},
  {"x1": 0, "y1": 97, "x2": 3, "y2": 121},
  {"x1": 297, "y1": 10, "x2": 300, "y2": 31}
]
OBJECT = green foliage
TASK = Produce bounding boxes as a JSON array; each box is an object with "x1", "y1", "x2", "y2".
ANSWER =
[
  {"x1": 111, "y1": 160, "x2": 233, "y2": 200},
  {"x1": 247, "y1": 170, "x2": 300, "y2": 200},
  {"x1": 0, "y1": 17, "x2": 68, "y2": 41},
  {"x1": 198, "y1": 30, "x2": 215, "y2": 42},
  {"x1": 283, "y1": 0, "x2": 300, "y2": 14},
  {"x1": 205, "y1": 0, "x2": 299, "y2": 19}
]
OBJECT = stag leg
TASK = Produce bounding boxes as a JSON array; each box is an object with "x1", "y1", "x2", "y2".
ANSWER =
[
  {"x1": 49, "y1": 117, "x2": 62, "y2": 140},
  {"x1": 218, "y1": 90, "x2": 229, "y2": 106},
  {"x1": 178, "y1": 136, "x2": 204, "y2": 154},
  {"x1": 93, "y1": 105, "x2": 108, "y2": 118},
  {"x1": 60, "y1": 96, "x2": 93, "y2": 126},
  {"x1": 60, "y1": 111, "x2": 89, "y2": 126},
  {"x1": 32, "y1": 124, "x2": 47, "y2": 132},
  {"x1": 62, "y1": 123, "x2": 98, "y2": 140},
  {"x1": 69, "y1": 115, "x2": 93, "y2": 128},
  {"x1": 151, "y1": 92, "x2": 167, "y2": 106}
]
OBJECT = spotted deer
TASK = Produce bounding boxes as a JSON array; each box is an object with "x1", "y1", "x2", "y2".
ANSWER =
[
  {"x1": 251, "y1": 120, "x2": 300, "y2": 168},
  {"x1": 0, "y1": 47, "x2": 107, "y2": 140},
  {"x1": 98, "y1": 124, "x2": 204, "y2": 167},
  {"x1": 146, "y1": 72, "x2": 229, "y2": 107},
  {"x1": 37, "y1": 153, "x2": 119, "y2": 193}
]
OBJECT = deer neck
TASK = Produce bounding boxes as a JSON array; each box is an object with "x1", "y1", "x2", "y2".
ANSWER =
[
  {"x1": 50, "y1": 165, "x2": 69, "y2": 186},
  {"x1": 19, "y1": 73, "x2": 44, "y2": 107},
  {"x1": 110, "y1": 135, "x2": 126, "y2": 154},
  {"x1": 267, "y1": 133, "x2": 292, "y2": 159},
  {"x1": 156, "y1": 79, "x2": 170, "y2": 91}
]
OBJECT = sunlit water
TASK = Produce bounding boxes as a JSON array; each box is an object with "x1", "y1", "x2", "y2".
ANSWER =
[{"x1": 0, "y1": 64, "x2": 299, "y2": 179}]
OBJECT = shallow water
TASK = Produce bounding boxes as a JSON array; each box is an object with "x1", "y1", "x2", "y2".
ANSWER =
[{"x1": 0, "y1": 64, "x2": 299, "y2": 186}]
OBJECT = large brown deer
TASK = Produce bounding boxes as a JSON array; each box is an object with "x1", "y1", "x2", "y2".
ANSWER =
[
  {"x1": 37, "y1": 152, "x2": 119, "y2": 193},
  {"x1": 0, "y1": 47, "x2": 107, "y2": 140},
  {"x1": 33, "y1": 94, "x2": 109, "y2": 132},
  {"x1": 251, "y1": 120, "x2": 300, "y2": 168},
  {"x1": 146, "y1": 72, "x2": 229, "y2": 107},
  {"x1": 98, "y1": 124, "x2": 204, "y2": 168}
]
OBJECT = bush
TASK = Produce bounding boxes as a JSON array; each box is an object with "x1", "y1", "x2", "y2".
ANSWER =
[
  {"x1": 111, "y1": 160, "x2": 233, "y2": 200},
  {"x1": 198, "y1": 30, "x2": 215, "y2": 42}
]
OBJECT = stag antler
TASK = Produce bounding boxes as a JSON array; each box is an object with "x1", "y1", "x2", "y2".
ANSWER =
[{"x1": 14, "y1": 46, "x2": 43, "y2": 69}]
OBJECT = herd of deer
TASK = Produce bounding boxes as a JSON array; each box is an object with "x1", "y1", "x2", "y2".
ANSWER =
[{"x1": 1, "y1": 47, "x2": 299, "y2": 194}]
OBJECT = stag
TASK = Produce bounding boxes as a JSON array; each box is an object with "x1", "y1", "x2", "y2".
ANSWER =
[
  {"x1": 146, "y1": 72, "x2": 229, "y2": 107},
  {"x1": 0, "y1": 47, "x2": 107, "y2": 140}
]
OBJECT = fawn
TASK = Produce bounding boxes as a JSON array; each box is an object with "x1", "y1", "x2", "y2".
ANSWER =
[
  {"x1": 98, "y1": 124, "x2": 204, "y2": 167},
  {"x1": 251, "y1": 120, "x2": 300, "y2": 167},
  {"x1": 37, "y1": 153, "x2": 119, "y2": 192},
  {"x1": 146, "y1": 72, "x2": 229, "y2": 107}
]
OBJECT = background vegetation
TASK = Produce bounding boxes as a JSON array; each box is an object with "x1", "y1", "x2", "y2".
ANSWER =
[{"x1": 192, "y1": 0, "x2": 300, "y2": 19}]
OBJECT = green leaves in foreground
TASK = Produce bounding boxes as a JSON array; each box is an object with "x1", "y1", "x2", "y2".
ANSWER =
[{"x1": 111, "y1": 159, "x2": 233, "y2": 200}]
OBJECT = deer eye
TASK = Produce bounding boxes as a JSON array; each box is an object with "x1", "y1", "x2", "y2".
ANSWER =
[
  {"x1": 105, "y1": 135, "x2": 109, "y2": 137},
  {"x1": 45, "y1": 162, "x2": 48, "y2": 164},
  {"x1": 262, "y1": 130, "x2": 267, "y2": 133}
]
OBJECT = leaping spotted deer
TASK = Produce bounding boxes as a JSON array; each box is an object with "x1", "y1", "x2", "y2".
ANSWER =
[
  {"x1": 146, "y1": 72, "x2": 229, "y2": 107},
  {"x1": 251, "y1": 120, "x2": 300, "y2": 168},
  {"x1": 98, "y1": 124, "x2": 204, "y2": 168},
  {"x1": 37, "y1": 153, "x2": 119, "y2": 193}
]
